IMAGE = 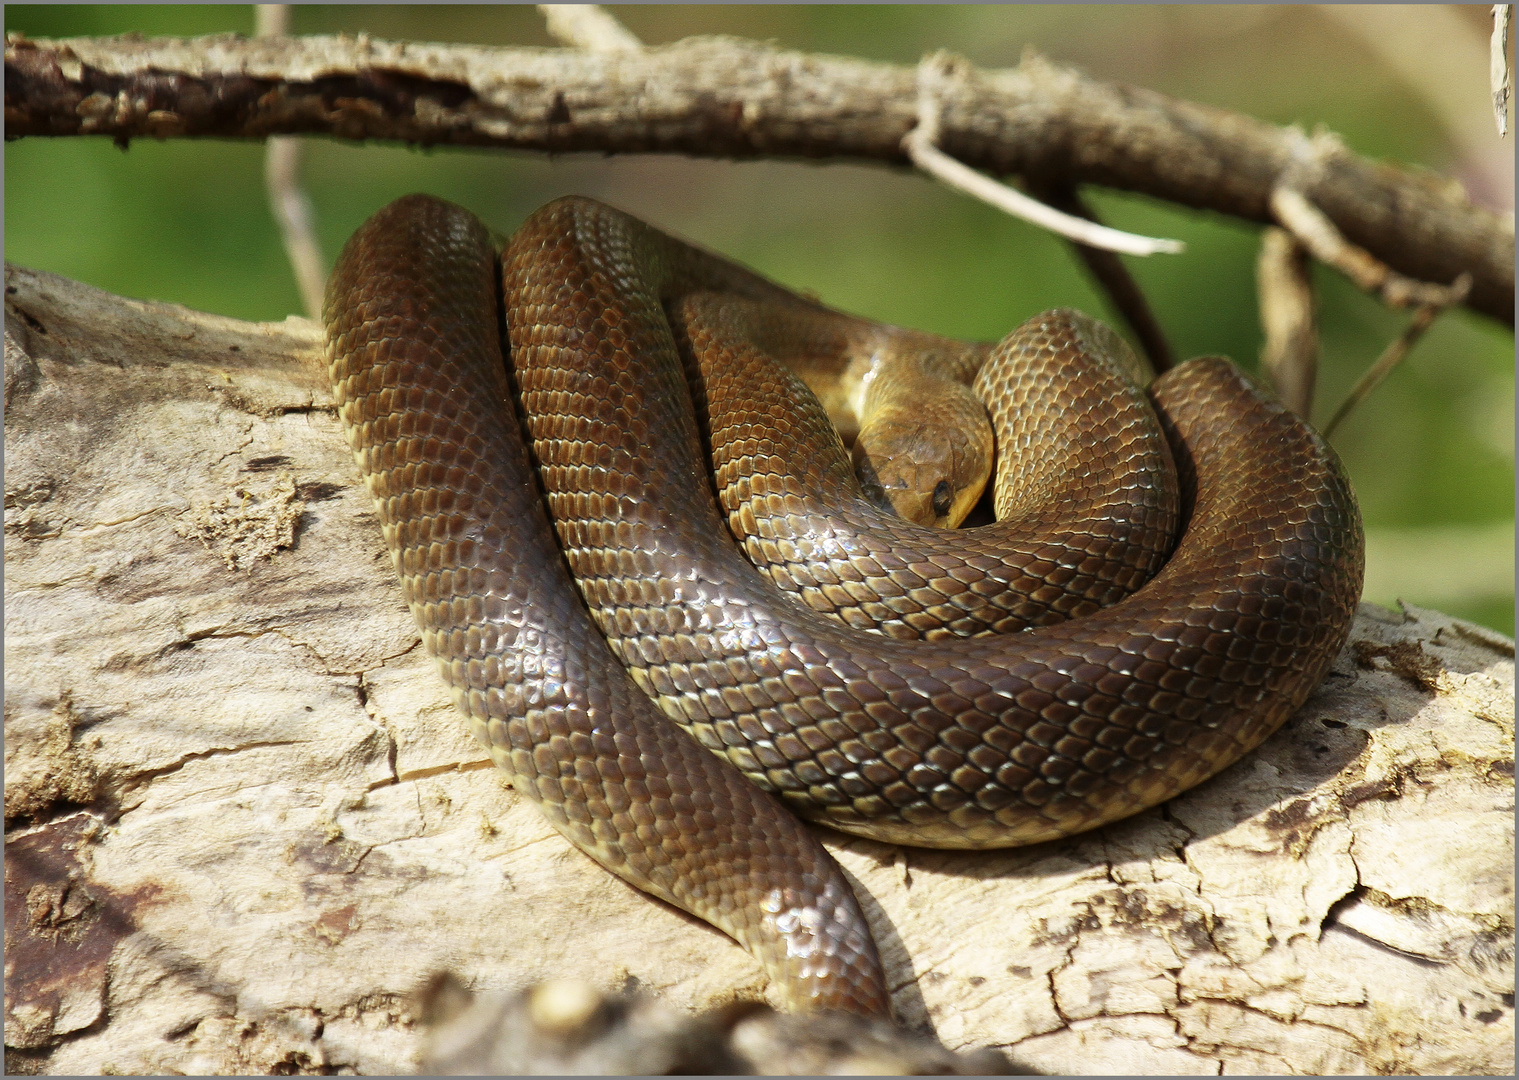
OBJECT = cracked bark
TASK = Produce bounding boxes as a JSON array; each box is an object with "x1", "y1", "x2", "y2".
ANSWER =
[
  {"x1": 4, "y1": 264, "x2": 1514, "y2": 1075},
  {"x1": 2, "y1": 31, "x2": 1513, "y2": 327}
]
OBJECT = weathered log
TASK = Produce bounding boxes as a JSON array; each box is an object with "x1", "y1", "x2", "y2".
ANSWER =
[{"x1": 5, "y1": 264, "x2": 1513, "y2": 1075}]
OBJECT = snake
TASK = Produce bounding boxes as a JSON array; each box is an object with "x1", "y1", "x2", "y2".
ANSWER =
[{"x1": 323, "y1": 193, "x2": 1364, "y2": 1017}]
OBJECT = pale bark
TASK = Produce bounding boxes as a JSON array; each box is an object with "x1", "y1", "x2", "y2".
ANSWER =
[
  {"x1": 3, "y1": 31, "x2": 1513, "y2": 326},
  {"x1": 5, "y1": 265, "x2": 1514, "y2": 1075}
]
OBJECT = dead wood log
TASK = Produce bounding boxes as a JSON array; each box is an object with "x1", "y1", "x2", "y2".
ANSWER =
[{"x1": 5, "y1": 264, "x2": 1513, "y2": 1075}]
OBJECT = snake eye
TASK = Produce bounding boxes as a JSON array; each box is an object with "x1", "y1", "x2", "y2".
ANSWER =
[{"x1": 931, "y1": 480, "x2": 953, "y2": 518}]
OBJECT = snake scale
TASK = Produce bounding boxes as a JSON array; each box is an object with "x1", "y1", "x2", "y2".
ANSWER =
[{"x1": 323, "y1": 194, "x2": 1364, "y2": 1016}]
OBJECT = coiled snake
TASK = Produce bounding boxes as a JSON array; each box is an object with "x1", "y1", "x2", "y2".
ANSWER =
[{"x1": 323, "y1": 194, "x2": 1364, "y2": 1017}]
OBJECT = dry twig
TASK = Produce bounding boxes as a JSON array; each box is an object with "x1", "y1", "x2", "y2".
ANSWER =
[
  {"x1": 1493, "y1": 5, "x2": 1511, "y2": 137},
  {"x1": 1256, "y1": 226, "x2": 1318, "y2": 419},
  {"x1": 903, "y1": 54, "x2": 1183, "y2": 258},
  {"x1": 1322, "y1": 273, "x2": 1473, "y2": 439},
  {"x1": 254, "y1": 4, "x2": 324, "y2": 319},
  {"x1": 537, "y1": 4, "x2": 643, "y2": 55}
]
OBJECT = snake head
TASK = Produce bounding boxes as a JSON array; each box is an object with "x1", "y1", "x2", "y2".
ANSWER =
[{"x1": 851, "y1": 407, "x2": 992, "y2": 528}]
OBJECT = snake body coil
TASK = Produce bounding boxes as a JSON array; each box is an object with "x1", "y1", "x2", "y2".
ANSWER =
[{"x1": 324, "y1": 194, "x2": 1364, "y2": 1015}]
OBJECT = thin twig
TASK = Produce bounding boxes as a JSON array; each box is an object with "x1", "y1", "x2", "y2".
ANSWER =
[
  {"x1": 905, "y1": 55, "x2": 1185, "y2": 258},
  {"x1": 255, "y1": 4, "x2": 323, "y2": 319},
  {"x1": 1270, "y1": 186, "x2": 1470, "y2": 309},
  {"x1": 1322, "y1": 273, "x2": 1473, "y2": 439},
  {"x1": 1494, "y1": 5, "x2": 1512, "y2": 137},
  {"x1": 538, "y1": 4, "x2": 643, "y2": 54},
  {"x1": 1034, "y1": 183, "x2": 1176, "y2": 371},
  {"x1": 1256, "y1": 226, "x2": 1318, "y2": 419},
  {"x1": 906, "y1": 137, "x2": 1183, "y2": 255}
]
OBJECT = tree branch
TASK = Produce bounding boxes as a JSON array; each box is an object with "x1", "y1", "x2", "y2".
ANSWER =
[{"x1": 5, "y1": 31, "x2": 1513, "y2": 325}]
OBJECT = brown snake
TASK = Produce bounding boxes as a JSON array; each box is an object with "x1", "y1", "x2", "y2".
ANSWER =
[{"x1": 323, "y1": 194, "x2": 1364, "y2": 1017}]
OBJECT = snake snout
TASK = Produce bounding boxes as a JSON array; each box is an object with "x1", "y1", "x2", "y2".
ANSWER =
[{"x1": 850, "y1": 410, "x2": 991, "y2": 528}]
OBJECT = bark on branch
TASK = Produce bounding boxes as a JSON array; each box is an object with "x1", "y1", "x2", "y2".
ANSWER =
[
  {"x1": 4, "y1": 31, "x2": 1513, "y2": 326},
  {"x1": 5, "y1": 263, "x2": 1514, "y2": 1075}
]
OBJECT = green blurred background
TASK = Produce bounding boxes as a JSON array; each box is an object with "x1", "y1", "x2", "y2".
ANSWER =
[{"x1": 6, "y1": 5, "x2": 1514, "y2": 635}]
